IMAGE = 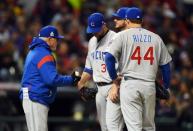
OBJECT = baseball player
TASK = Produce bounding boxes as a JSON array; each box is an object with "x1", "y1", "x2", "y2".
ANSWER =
[
  {"x1": 112, "y1": 7, "x2": 130, "y2": 32},
  {"x1": 107, "y1": 7, "x2": 131, "y2": 104},
  {"x1": 77, "y1": 13, "x2": 124, "y2": 131},
  {"x1": 19, "y1": 26, "x2": 80, "y2": 131},
  {"x1": 105, "y1": 7, "x2": 131, "y2": 130},
  {"x1": 105, "y1": 7, "x2": 172, "y2": 131}
]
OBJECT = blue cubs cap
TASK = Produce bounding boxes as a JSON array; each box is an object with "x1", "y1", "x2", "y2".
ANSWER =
[
  {"x1": 125, "y1": 7, "x2": 143, "y2": 19},
  {"x1": 87, "y1": 13, "x2": 105, "y2": 34},
  {"x1": 38, "y1": 25, "x2": 64, "y2": 39},
  {"x1": 112, "y1": 7, "x2": 130, "y2": 19}
]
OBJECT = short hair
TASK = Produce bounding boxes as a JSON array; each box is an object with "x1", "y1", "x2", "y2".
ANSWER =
[{"x1": 128, "y1": 18, "x2": 143, "y2": 24}]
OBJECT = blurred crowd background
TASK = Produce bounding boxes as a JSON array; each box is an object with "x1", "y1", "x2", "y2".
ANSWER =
[{"x1": 0, "y1": 0, "x2": 193, "y2": 131}]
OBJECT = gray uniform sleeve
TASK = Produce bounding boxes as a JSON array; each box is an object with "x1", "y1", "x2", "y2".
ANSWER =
[
  {"x1": 159, "y1": 37, "x2": 172, "y2": 65},
  {"x1": 107, "y1": 33, "x2": 122, "y2": 59},
  {"x1": 85, "y1": 43, "x2": 92, "y2": 70}
]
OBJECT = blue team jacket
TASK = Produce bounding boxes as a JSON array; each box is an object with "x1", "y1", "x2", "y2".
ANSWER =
[{"x1": 19, "y1": 37, "x2": 74, "y2": 106}]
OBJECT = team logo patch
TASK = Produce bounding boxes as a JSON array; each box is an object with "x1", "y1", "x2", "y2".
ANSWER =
[
  {"x1": 50, "y1": 32, "x2": 54, "y2": 36},
  {"x1": 91, "y1": 22, "x2": 95, "y2": 27}
]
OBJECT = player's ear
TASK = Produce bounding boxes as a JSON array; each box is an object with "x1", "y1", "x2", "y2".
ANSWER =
[
  {"x1": 125, "y1": 19, "x2": 130, "y2": 25},
  {"x1": 102, "y1": 23, "x2": 107, "y2": 28},
  {"x1": 102, "y1": 24, "x2": 108, "y2": 31},
  {"x1": 127, "y1": 19, "x2": 131, "y2": 23},
  {"x1": 124, "y1": 19, "x2": 127, "y2": 24}
]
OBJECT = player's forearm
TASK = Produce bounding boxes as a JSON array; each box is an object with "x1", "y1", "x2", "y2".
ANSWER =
[
  {"x1": 105, "y1": 52, "x2": 118, "y2": 80},
  {"x1": 78, "y1": 71, "x2": 92, "y2": 89},
  {"x1": 160, "y1": 63, "x2": 171, "y2": 89}
]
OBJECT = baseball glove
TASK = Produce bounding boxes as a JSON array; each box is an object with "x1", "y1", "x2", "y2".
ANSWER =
[
  {"x1": 71, "y1": 70, "x2": 81, "y2": 86},
  {"x1": 155, "y1": 81, "x2": 170, "y2": 100},
  {"x1": 79, "y1": 87, "x2": 98, "y2": 102}
]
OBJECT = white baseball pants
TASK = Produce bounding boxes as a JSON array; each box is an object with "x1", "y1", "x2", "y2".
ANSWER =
[
  {"x1": 120, "y1": 79, "x2": 156, "y2": 131},
  {"x1": 22, "y1": 88, "x2": 49, "y2": 131},
  {"x1": 96, "y1": 84, "x2": 124, "y2": 131}
]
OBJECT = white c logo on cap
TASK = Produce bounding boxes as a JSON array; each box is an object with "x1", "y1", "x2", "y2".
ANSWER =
[{"x1": 91, "y1": 22, "x2": 95, "y2": 27}]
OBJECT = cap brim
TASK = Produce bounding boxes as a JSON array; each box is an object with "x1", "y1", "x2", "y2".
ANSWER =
[
  {"x1": 112, "y1": 13, "x2": 120, "y2": 18},
  {"x1": 56, "y1": 35, "x2": 64, "y2": 39},
  {"x1": 86, "y1": 26, "x2": 102, "y2": 34},
  {"x1": 112, "y1": 13, "x2": 123, "y2": 19}
]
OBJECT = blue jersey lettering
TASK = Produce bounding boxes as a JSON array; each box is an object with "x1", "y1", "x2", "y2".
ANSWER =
[
  {"x1": 133, "y1": 34, "x2": 151, "y2": 43},
  {"x1": 91, "y1": 51, "x2": 105, "y2": 61}
]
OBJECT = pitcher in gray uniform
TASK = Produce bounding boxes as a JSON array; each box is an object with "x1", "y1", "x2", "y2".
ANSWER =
[
  {"x1": 77, "y1": 12, "x2": 124, "y2": 131},
  {"x1": 105, "y1": 7, "x2": 172, "y2": 131}
]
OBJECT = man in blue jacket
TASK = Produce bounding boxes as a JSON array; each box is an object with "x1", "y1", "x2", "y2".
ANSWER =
[{"x1": 19, "y1": 25, "x2": 79, "y2": 131}]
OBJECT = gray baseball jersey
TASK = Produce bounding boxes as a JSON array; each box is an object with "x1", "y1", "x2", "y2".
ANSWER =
[
  {"x1": 85, "y1": 30, "x2": 124, "y2": 131},
  {"x1": 85, "y1": 30, "x2": 116, "y2": 83},
  {"x1": 108, "y1": 28, "x2": 172, "y2": 81}
]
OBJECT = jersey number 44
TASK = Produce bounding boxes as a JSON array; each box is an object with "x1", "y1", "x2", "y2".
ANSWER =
[{"x1": 131, "y1": 46, "x2": 154, "y2": 65}]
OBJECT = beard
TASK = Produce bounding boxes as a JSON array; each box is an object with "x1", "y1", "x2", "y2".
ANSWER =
[
  {"x1": 115, "y1": 24, "x2": 126, "y2": 32},
  {"x1": 96, "y1": 29, "x2": 109, "y2": 42}
]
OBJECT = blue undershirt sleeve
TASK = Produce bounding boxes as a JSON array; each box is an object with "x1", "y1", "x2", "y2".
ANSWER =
[
  {"x1": 105, "y1": 52, "x2": 117, "y2": 80},
  {"x1": 83, "y1": 67, "x2": 93, "y2": 75},
  {"x1": 160, "y1": 63, "x2": 171, "y2": 89}
]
